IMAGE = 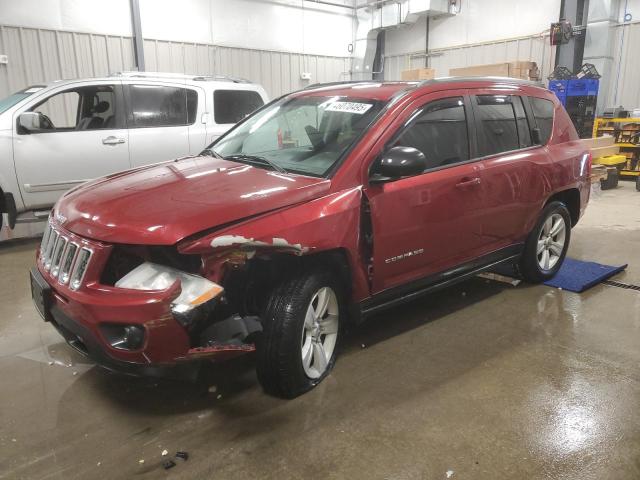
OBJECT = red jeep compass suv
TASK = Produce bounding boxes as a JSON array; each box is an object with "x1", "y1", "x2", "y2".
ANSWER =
[{"x1": 31, "y1": 78, "x2": 590, "y2": 398}]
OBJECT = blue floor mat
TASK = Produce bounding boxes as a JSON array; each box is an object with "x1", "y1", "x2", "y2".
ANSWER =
[{"x1": 543, "y1": 258, "x2": 627, "y2": 293}]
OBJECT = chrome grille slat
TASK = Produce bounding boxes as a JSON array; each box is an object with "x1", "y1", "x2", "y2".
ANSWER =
[
  {"x1": 70, "y1": 248, "x2": 92, "y2": 291},
  {"x1": 44, "y1": 231, "x2": 59, "y2": 270},
  {"x1": 59, "y1": 242, "x2": 79, "y2": 285},
  {"x1": 40, "y1": 224, "x2": 51, "y2": 255},
  {"x1": 39, "y1": 224, "x2": 94, "y2": 290},
  {"x1": 51, "y1": 237, "x2": 68, "y2": 278}
]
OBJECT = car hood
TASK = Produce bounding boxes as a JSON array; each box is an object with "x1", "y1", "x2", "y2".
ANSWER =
[{"x1": 55, "y1": 156, "x2": 331, "y2": 245}]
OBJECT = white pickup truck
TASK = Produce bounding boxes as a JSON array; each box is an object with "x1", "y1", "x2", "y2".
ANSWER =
[{"x1": 0, "y1": 71, "x2": 268, "y2": 232}]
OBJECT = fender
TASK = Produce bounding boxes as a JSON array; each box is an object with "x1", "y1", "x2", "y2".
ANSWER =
[
  {"x1": 178, "y1": 187, "x2": 371, "y2": 301},
  {"x1": 0, "y1": 128, "x2": 25, "y2": 216}
]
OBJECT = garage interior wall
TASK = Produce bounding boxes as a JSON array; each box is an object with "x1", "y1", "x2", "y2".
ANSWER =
[
  {"x1": 383, "y1": 0, "x2": 640, "y2": 110},
  {"x1": 0, "y1": 0, "x2": 355, "y2": 99},
  {"x1": 1, "y1": 0, "x2": 639, "y2": 110}
]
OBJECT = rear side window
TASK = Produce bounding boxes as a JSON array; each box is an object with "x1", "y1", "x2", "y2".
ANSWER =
[
  {"x1": 127, "y1": 85, "x2": 198, "y2": 128},
  {"x1": 530, "y1": 97, "x2": 554, "y2": 144},
  {"x1": 475, "y1": 95, "x2": 520, "y2": 156},
  {"x1": 393, "y1": 97, "x2": 469, "y2": 171},
  {"x1": 214, "y1": 90, "x2": 264, "y2": 124}
]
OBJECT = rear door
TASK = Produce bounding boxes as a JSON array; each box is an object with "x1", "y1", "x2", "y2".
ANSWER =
[
  {"x1": 365, "y1": 91, "x2": 488, "y2": 293},
  {"x1": 471, "y1": 92, "x2": 550, "y2": 248},
  {"x1": 123, "y1": 82, "x2": 199, "y2": 167},
  {"x1": 209, "y1": 88, "x2": 266, "y2": 143},
  {"x1": 13, "y1": 81, "x2": 129, "y2": 209}
]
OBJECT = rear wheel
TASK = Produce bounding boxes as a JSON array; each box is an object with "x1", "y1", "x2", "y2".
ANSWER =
[
  {"x1": 257, "y1": 269, "x2": 343, "y2": 398},
  {"x1": 519, "y1": 201, "x2": 571, "y2": 283},
  {"x1": 636, "y1": 176, "x2": 640, "y2": 192}
]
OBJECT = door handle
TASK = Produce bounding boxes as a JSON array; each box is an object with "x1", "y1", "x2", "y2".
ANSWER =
[
  {"x1": 455, "y1": 177, "x2": 481, "y2": 188},
  {"x1": 102, "y1": 136, "x2": 125, "y2": 145}
]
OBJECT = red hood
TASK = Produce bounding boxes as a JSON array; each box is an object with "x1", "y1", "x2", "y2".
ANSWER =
[{"x1": 55, "y1": 157, "x2": 331, "y2": 245}]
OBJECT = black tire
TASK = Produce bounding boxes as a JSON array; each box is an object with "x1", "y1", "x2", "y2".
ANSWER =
[
  {"x1": 600, "y1": 170, "x2": 619, "y2": 190},
  {"x1": 636, "y1": 176, "x2": 640, "y2": 192},
  {"x1": 519, "y1": 201, "x2": 571, "y2": 283},
  {"x1": 256, "y1": 268, "x2": 344, "y2": 398}
]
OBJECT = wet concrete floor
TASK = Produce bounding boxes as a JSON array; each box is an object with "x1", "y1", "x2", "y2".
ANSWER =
[{"x1": 0, "y1": 182, "x2": 639, "y2": 479}]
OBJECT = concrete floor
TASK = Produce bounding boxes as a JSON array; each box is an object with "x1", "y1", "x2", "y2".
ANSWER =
[{"x1": 1, "y1": 182, "x2": 639, "y2": 480}]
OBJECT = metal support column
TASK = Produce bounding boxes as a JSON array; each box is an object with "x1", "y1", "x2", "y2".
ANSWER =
[
  {"x1": 130, "y1": 0, "x2": 145, "y2": 71},
  {"x1": 555, "y1": 0, "x2": 590, "y2": 72}
]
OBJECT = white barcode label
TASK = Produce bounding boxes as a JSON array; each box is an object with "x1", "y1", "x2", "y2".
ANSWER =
[{"x1": 325, "y1": 101, "x2": 373, "y2": 115}]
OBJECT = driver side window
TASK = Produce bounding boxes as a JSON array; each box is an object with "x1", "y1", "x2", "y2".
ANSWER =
[
  {"x1": 394, "y1": 97, "x2": 470, "y2": 172},
  {"x1": 30, "y1": 85, "x2": 117, "y2": 132},
  {"x1": 34, "y1": 91, "x2": 80, "y2": 130}
]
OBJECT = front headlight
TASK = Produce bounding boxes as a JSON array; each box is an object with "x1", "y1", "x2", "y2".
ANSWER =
[{"x1": 115, "y1": 262, "x2": 223, "y2": 314}]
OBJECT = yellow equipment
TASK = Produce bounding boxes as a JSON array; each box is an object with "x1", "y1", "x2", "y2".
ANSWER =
[{"x1": 592, "y1": 117, "x2": 640, "y2": 191}]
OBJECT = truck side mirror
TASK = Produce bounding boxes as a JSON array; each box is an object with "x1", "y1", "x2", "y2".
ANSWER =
[{"x1": 18, "y1": 112, "x2": 48, "y2": 133}]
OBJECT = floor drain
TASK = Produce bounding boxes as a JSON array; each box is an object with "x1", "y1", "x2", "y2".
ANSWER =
[{"x1": 603, "y1": 280, "x2": 640, "y2": 291}]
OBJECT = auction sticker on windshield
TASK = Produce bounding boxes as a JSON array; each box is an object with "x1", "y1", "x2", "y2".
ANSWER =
[{"x1": 325, "y1": 101, "x2": 373, "y2": 115}]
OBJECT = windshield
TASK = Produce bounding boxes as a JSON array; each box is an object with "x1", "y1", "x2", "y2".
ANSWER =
[
  {"x1": 0, "y1": 86, "x2": 45, "y2": 115},
  {"x1": 211, "y1": 95, "x2": 385, "y2": 177}
]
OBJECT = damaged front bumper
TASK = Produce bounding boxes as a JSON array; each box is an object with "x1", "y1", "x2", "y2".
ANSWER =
[{"x1": 30, "y1": 265, "x2": 259, "y2": 381}]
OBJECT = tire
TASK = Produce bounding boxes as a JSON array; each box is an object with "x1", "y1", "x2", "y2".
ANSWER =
[
  {"x1": 636, "y1": 176, "x2": 640, "y2": 192},
  {"x1": 519, "y1": 201, "x2": 571, "y2": 283},
  {"x1": 256, "y1": 268, "x2": 343, "y2": 398},
  {"x1": 600, "y1": 170, "x2": 619, "y2": 190}
]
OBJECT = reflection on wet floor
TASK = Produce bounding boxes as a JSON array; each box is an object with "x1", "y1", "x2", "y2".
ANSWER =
[{"x1": 1, "y1": 183, "x2": 639, "y2": 479}]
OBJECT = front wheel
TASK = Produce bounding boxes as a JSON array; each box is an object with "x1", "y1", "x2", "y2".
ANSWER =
[
  {"x1": 519, "y1": 201, "x2": 571, "y2": 283},
  {"x1": 257, "y1": 269, "x2": 343, "y2": 398}
]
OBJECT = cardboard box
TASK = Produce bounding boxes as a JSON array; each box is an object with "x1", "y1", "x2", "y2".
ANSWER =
[
  {"x1": 401, "y1": 68, "x2": 436, "y2": 81},
  {"x1": 449, "y1": 61, "x2": 539, "y2": 81}
]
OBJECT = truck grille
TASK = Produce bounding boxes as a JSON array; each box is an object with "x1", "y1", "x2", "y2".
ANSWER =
[{"x1": 40, "y1": 222, "x2": 93, "y2": 290}]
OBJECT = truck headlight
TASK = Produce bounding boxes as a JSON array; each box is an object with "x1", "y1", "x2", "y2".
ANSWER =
[{"x1": 115, "y1": 262, "x2": 223, "y2": 315}]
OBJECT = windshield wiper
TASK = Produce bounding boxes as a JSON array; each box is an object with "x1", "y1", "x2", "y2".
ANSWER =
[
  {"x1": 200, "y1": 148, "x2": 224, "y2": 159},
  {"x1": 224, "y1": 154, "x2": 288, "y2": 175}
]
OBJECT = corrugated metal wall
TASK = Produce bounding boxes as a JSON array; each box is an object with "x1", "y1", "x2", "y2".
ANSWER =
[
  {"x1": 0, "y1": 25, "x2": 135, "y2": 96},
  {"x1": 384, "y1": 33, "x2": 556, "y2": 82},
  {"x1": 142, "y1": 39, "x2": 351, "y2": 97},
  {"x1": 0, "y1": 24, "x2": 351, "y2": 100},
  {"x1": 606, "y1": 22, "x2": 640, "y2": 111},
  {"x1": 385, "y1": 25, "x2": 640, "y2": 111}
]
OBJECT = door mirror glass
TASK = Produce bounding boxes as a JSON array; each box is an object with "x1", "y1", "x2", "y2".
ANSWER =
[
  {"x1": 371, "y1": 146, "x2": 427, "y2": 183},
  {"x1": 18, "y1": 112, "x2": 49, "y2": 133}
]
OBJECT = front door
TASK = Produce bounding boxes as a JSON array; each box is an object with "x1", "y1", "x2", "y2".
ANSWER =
[
  {"x1": 365, "y1": 93, "x2": 487, "y2": 294},
  {"x1": 13, "y1": 82, "x2": 130, "y2": 209}
]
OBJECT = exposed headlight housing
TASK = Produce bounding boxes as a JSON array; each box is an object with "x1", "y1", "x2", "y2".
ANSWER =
[{"x1": 115, "y1": 263, "x2": 224, "y2": 322}]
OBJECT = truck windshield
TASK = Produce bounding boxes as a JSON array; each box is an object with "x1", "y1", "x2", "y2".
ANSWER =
[
  {"x1": 211, "y1": 95, "x2": 385, "y2": 177},
  {"x1": 0, "y1": 86, "x2": 45, "y2": 115}
]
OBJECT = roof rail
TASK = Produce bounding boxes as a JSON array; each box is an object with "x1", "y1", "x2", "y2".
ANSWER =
[
  {"x1": 416, "y1": 76, "x2": 544, "y2": 88},
  {"x1": 303, "y1": 80, "x2": 382, "y2": 90},
  {"x1": 109, "y1": 71, "x2": 251, "y2": 83}
]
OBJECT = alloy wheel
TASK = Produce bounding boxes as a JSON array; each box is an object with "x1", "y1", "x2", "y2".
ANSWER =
[
  {"x1": 537, "y1": 213, "x2": 566, "y2": 271},
  {"x1": 301, "y1": 286, "x2": 339, "y2": 379}
]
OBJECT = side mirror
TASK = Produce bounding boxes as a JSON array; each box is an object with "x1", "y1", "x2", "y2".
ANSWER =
[
  {"x1": 531, "y1": 127, "x2": 542, "y2": 145},
  {"x1": 18, "y1": 112, "x2": 47, "y2": 133},
  {"x1": 370, "y1": 146, "x2": 427, "y2": 184}
]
